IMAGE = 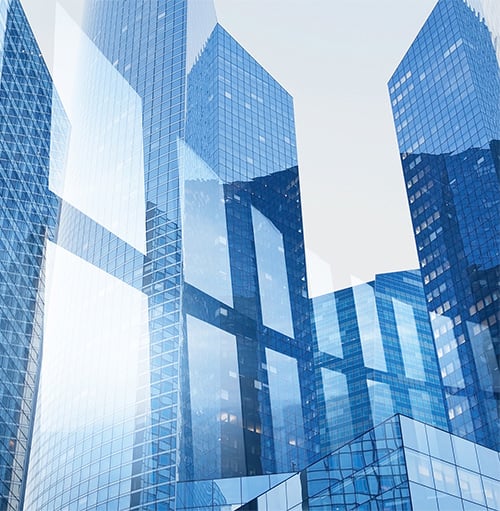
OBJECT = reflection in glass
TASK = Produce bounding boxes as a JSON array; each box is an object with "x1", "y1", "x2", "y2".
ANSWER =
[
  {"x1": 51, "y1": 5, "x2": 146, "y2": 253},
  {"x1": 312, "y1": 294, "x2": 343, "y2": 358},
  {"x1": 431, "y1": 458, "x2": 460, "y2": 496},
  {"x1": 313, "y1": 271, "x2": 448, "y2": 453},
  {"x1": 452, "y1": 435, "x2": 479, "y2": 473},
  {"x1": 457, "y1": 468, "x2": 485, "y2": 506},
  {"x1": 475, "y1": 444, "x2": 500, "y2": 480},
  {"x1": 321, "y1": 369, "x2": 352, "y2": 441},
  {"x1": 409, "y1": 483, "x2": 439, "y2": 511},
  {"x1": 392, "y1": 298, "x2": 425, "y2": 380},
  {"x1": 213, "y1": 478, "x2": 242, "y2": 505},
  {"x1": 25, "y1": 242, "x2": 149, "y2": 509},
  {"x1": 0, "y1": 1, "x2": 9, "y2": 77},
  {"x1": 426, "y1": 425, "x2": 454, "y2": 463},
  {"x1": 367, "y1": 380, "x2": 393, "y2": 427},
  {"x1": 482, "y1": 476, "x2": 500, "y2": 510},
  {"x1": 265, "y1": 482, "x2": 287, "y2": 511},
  {"x1": 185, "y1": 0, "x2": 217, "y2": 72},
  {"x1": 241, "y1": 475, "x2": 272, "y2": 503},
  {"x1": 238, "y1": 415, "x2": 500, "y2": 511},
  {"x1": 252, "y1": 207, "x2": 294, "y2": 338},
  {"x1": 400, "y1": 414, "x2": 428, "y2": 453},
  {"x1": 285, "y1": 474, "x2": 302, "y2": 509},
  {"x1": 180, "y1": 140, "x2": 233, "y2": 307},
  {"x1": 389, "y1": 0, "x2": 500, "y2": 450},
  {"x1": 352, "y1": 283, "x2": 386, "y2": 371},
  {"x1": 405, "y1": 450, "x2": 434, "y2": 487},
  {"x1": 409, "y1": 389, "x2": 433, "y2": 425},
  {"x1": 187, "y1": 315, "x2": 245, "y2": 479},
  {"x1": 466, "y1": 320, "x2": 499, "y2": 393},
  {"x1": 265, "y1": 348, "x2": 305, "y2": 472},
  {"x1": 435, "y1": 491, "x2": 467, "y2": 511}
]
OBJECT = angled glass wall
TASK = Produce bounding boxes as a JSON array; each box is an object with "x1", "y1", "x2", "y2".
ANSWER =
[
  {"x1": 24, "y1": 243, "x2": 150, "y2": 511},
  {"x1": 235, "y1": 415, "x2": 500, "y2": 511},
  {"x1": 18, "y1": 1, "x2": 217, "y2": 509},
  {"x1": 389, "y1": 0, "x2": 500, "y2": 450}
]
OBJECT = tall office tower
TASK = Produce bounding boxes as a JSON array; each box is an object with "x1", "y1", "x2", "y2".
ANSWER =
[
  {"x1": 0, "y1": 1, "x2": 58, "y2": 509},
  {"x1": 21, "y1": 1, "x2": 317, "y2": 510},
  {"x1": 312, "y1": 270, "x2": 448, "y2": 454},
  {"x1": 389, "y1": 0, "x2": 500, "y2": 450}
]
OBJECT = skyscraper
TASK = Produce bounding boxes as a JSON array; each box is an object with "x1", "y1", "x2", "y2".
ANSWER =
[
  {"x1": 389, "y1": 0, "x2": 500, "y2": 450},
  {"x1": 1, "y1": 0, "x2": 499, "y2": 509},
  {"x1": 18, "y1": 1, "x2": 317, "y2": 510},
  {"x1": 0, "y1": 1, "x2": 58, "y2": 509}
]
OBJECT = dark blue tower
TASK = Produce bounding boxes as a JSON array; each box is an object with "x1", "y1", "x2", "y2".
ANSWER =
[{"x1": 389, "y1": 0, "x2": 500, "y2": 450}]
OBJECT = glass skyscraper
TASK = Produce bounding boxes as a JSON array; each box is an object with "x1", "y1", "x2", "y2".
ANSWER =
[
  {"x1": 0, "y1": 1, "x2": 58, "y2": 509},
  {"x1": 12, "y1": 0, "x2": 318, "y2": 510},
  {"x1": 0, "y1": 0, "x2": 498, "y2": 509},
  {"x1": 389, "y1": 0, "x2": 500, "y2": 450},
  {"x1": 312, "y1": 270, "x2": 448, "y2": 454}
]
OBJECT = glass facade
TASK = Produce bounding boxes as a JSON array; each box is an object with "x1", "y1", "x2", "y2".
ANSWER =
[
  {"x1": 312, "y1": 271, "x2": 449, "y2": 454},
  {"x1": 235, "y1": 414, "x2": 500, "y2": 511},
  {"x1": 389, "y1": 0, "x2": 500, "y2": 450},
  {"x1": 16, "y1": 1, "x2": 317, "y2": 510},
  {"x1": 0, "y1": 0, "x2": 498, "y2": 509},
  {"x1": 0, "y1": 1, "x2": 58, "y2": 509},
  {"x1": 180, "y1": 23, "x2": 317, "y2": 481}
]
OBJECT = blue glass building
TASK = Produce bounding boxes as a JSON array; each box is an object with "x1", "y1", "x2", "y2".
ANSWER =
[
  {"x1": 0, "y1": 1, "x2": 58, "y2": 509},
  {"x1": 19, "y1": 1, "x2": 318, "y2": 510},
  {"x1": 180, "y1": 24, "x2": 316, "y2": 481},
  {"x1": 389, "y1": 0, "x2": 500, "y2": 450},
  {"x1": 312, "y1": 270, "x2": 448, "y2": 454},
  {"x1": 0, "y1": 0, "x2": 498, "y2": 509}
]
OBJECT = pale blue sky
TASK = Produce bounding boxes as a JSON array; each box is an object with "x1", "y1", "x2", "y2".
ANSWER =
[{"x1": 21, "y1": 0, "x2": 439, "y2": 293}]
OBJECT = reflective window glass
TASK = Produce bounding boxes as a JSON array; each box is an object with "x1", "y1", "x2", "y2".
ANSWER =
[
  {"x1": 452, "y1": 436, "x2": 479, "y2": 472},
  {"x1": 425, "y1": 425, "x2": 454, "y2": 463},
  {"x1": 187, "y1": 315, "x2": 245, "y2": 479},
  {"x1": 392, "y1": 298, "x2": 425, "y2": 380},
  {"x1": 405, "y1": 449, "x2": 434, "y2": 487},
  {"x1": 252, "y1": 206, "x2": 294, "y2": 338},
  {"x1": 431, "y1": 458, "x2": 459, "y2": 496},
  {"x1": 482, "y1": 476, "x2": 500, "y2": 510},
  {"x1": 353, "y1": 283, "x2": 386, "y2": 371},
  {"x1": 409, "y1": 482, "x2": 438, "y2": 511},
  {"x1": 180, "y1": 140, "x2": 233, "y2": 307},
  {"x1": 266, "y1": 348, "x2": 305, "y2": 473},
  {"x1": 457, "y1": 468, "x2": 485, "y2": 506}
]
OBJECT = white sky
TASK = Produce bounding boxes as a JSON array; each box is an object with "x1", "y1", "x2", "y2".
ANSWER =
[{"x1": 21, "y1": 0, "x2": 439, "y2": 294}]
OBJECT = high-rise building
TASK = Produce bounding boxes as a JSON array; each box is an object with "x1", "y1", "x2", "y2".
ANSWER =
[
  {"x1": 1, "y1": 0, "x2": 498, "y2": 509},
  {"x1": 17, "y1": 1, "x2": 317, "y2": 510},
  {"x1": 389, "y1": 0, "x2": 500, "y2": 450},
  {"x1": 0, "y1": 1, "x2": 58, "y2": 509},
  {"x1": 312, "y1": 270, "x2": 448, "y2": 454}
]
